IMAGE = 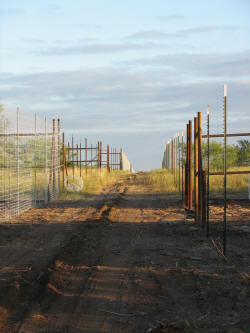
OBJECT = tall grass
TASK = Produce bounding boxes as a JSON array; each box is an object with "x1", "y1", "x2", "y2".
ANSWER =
[
  {"x1": 59, "y1": 167, "x2": 131, "y2": 199},
  {"x1": 143, "y1": 169, "x2": 179, "y2": 194},
  {"x1": 144, "y1": 167, "x2": 249, "y2": 198},
  {"x1": 209, "y1": 166, "x2": 249, "y2": 197}
]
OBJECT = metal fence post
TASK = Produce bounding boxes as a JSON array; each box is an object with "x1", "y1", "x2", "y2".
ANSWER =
[
  {"x1": 206, "y1": 106, "x2": 210, "y2": 237},
  {"x1": 223, "y1": 84, "x2": 227, "y2": 255}
]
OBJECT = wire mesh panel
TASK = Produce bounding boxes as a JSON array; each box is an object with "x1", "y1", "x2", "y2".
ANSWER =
[{"x1": 0, "y1": 109, "x2": 61, "y2": 222}]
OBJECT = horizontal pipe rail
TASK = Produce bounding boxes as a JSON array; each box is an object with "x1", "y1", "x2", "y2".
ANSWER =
[
  {"x1": 202, "y1": 132, "x2": 250, "y2": 138},
  {"x1": 209, "y1": 170, "x2": 250, "y2": 175},
  {"x1": 0, "y1": 132, "x2": 58, "y2": 137}
]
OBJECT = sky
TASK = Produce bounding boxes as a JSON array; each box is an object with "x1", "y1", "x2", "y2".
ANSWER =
[{"x1": 0, "y1": 0, "x2": 250, "y2": 170}]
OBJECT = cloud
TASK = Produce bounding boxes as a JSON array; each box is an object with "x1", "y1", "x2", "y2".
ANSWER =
[
  {"x1": 35, "y1": 41, "x2": 162, "y2": 56},
  {"x1": 127, "y1": 26, "x2": 237, "y2": 40},
  {"x1": 0, "y1": 8, "x2": 23, "y2": 16},
  {"x1": 128, "y1": 31, "x2": 174, "y2": 39},
  {"x1": 126, "y1": 51, "x2": 250, "y2": 78},
  {"x1": 1, "y1": 67, "x2": 249, "y2": 170},
  {"x1": 21, "y1": 38, "x2": 44, "y2": 44},
  {"x1": 156, "y1": 14, "x2": 184, "y2": 21}
]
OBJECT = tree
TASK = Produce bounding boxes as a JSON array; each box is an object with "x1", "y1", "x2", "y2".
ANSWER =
[
  {"x1": 0, "y1": 104, "x2": 9, "y2": 133},
  {"x1": 237, "y1": 140, "x2": 250, "y2": 166}
]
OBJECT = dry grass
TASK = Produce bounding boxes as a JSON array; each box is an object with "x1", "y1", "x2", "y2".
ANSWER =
[
  {"x1": 209, "y1": 166, "x2": 249, "y2": 198},
  {"x1": 143, "y1": 169, "x2": 180, "y2": 194},
  {"x1": 59, "y1": 167, "x2": 131, "y2": 199},
  {"x1": 143, "y1": 167, "x2": 249, "y2": 198}
]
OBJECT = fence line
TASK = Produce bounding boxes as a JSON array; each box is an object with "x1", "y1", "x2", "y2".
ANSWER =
[
  {"x1": 162, "y1": 85, "x2": 250, "y2": 255},
  {"x1": 0, "y1": 110, "x2": 61, "y2": 222},
  {"x1": 62, "y1": 134, "x2": 134, "y2": 186}
]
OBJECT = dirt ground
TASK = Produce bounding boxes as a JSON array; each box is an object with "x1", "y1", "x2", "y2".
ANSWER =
[{"x1": 0, "y1": 173, "x2": 249, "y2": 333}]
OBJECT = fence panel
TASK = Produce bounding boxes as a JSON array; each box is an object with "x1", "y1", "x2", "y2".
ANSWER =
[{"x1": 0, "y1": 110, "x2": 61, "y2": 222}]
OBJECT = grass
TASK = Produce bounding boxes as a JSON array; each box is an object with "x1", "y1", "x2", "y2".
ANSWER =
[
  {"x1": 143, "y1": 167, "x2": 250, "y2": 198},
  {"x1": 143, "y1": 169, "x2": 179, "y2": 194},
  {"x1": 59, "y1": 167, "x2": 131, "y2": 199},
  {"x1": 209, "y1": 166, "x2": 249, "y2": 198}
]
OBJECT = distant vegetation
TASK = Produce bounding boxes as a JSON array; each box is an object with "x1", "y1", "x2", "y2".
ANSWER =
[{"x1": 202, "y1": 140, "x2": 250, "y2": 169}]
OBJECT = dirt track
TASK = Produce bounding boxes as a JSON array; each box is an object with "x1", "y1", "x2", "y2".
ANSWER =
[{"x1": 0, "y1": 174, "x2": 249, "y2": 332}]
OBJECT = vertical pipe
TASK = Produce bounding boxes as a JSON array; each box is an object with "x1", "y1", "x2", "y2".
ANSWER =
[
  {"x1": 198, "y1": 112, "x2": 203, "y2": 224},
  {"x1": 34, "y1": 113, "x2": 37, "y2": 207},
  {"x1": 177, "y1": 133, "x2": 180, "y2": 192},
  {"x1": 45, "y1": 117, "x2": 48, "y2": 202},
  {"x1": 176, "y1": 134, "x2": 178, "y2": 187},
  {"x1": 223, "y1": 84, "x2": 227, "y2": 255},
  {"x1": 107, "y1": 144, "x2": 110, "y2": 172},
  {"x1": 67, "y1": 142, "x2": 70, "y2": 163},
  {"x1": 17, "y1": 108, "x2": 20, "y2": 214},
  {"x1": 100, "y1": 141, "x2": 102, "y2": 169},
  {"x1": 76, "y1": 144, "x2": 79, "y2": 167},
  {"x1": 91, "y1": 143, "x2": 93, "y2": 171},
  {"x1": 52, "y1": 119, "x2": 56, "y2": 198},
  {"x1": 181, "y1": 131, "x2": 184, "y2": 201},
  {"x1": 97, "y1": 141, "x2": 100, "y2": 168},
  {"x1": 80, "y1": 140, "x2": 82, "y2": 177},
  {"x1": 3, "y1": 120, "x2": 6, "y2": 218},
  {"x1": 206, "y1": 106, "x2": 210, "y2": 237},
  {"x1": 72, "y1": 135, "x2": 74, "y2": 177},
  {"x1": 194, "y1": 117, "x2": 199, "y2": 221},
  {"x1": 62, "y1": 132, "x2": 65, "y2": 188},
  {"x1": 188, "y1": 120, "x2": 193, "y2": 210},
  {"x1": 85, "y1": 138, "x2": 87, "y2": 176},
  {"x1": 57, "y1": 119, "x2": 60, "y2": 194},
  {"x1": 120, "y1": 149, "x2": 122, "y2": 170}
]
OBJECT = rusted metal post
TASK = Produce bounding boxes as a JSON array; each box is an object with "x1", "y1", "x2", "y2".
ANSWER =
[
  {"x1": 181, "y1": 131, "x2": 184, "y2": 201},
  {"x1": 100, "y1": 141, "x2": 102, "y2": 169},
  {"x1": 223, "y1": 84, "x2": 227, "y2": 255},
  {"x1": 171, "y1": 138, "x2": 173, "y2": 173},
  {"x1": 91, "y1": 143, "x2": 93, "y2": 172},
  {"x1": 62, "y1": 132, "x2": 65, "y2": 187},
  {"x1": 202, "y1": 170, "x2": 207, "y2": 226},
  {"x1": 97, "y1": 141, "x2": 100, "y2": 168},
  {"x1": 188, "y1": 120, "x2": 193, "y2": 210},
  {"x1": 72, "y1": 135, "x2": 74, "y2": 177},
  {"x1": 67, "y1": 142, "x2": 70, "y2": 163},
  {"x1": 120, "y1": 149, "x2": 122, "y2": 170},
  {"x1": 198, "y1": 112, "x2": 203, "y2": 225},
  {"x1": 178, "y1": 134, "x2": 180, "y2": 191},
  {"x1": 85, "y1": 138, "x2": 88, "y2": 175},
  {"x1": 80, "y1": 140, "x2": 82, "y2": 177},
  {"x1": 194, "y1": 117, "x2": 199, "y2": 221},
  {"x1": 206, "y1": 106, "x2": 210, "y2": 237},
  {"x1": 185, "y1": 124, "x2": 189, "y2": 206},
  {"x1": 107, "y1": 144, "x2": 110, "y2": 172},
  {"x1": 57, "y1": 119, "x2": 61, "y2": 192},
  {"x1": 76, "y1": 144, "x2": 79, "y2": 167}
]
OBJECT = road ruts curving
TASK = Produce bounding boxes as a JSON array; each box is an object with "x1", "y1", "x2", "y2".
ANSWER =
[{"x1": 0, "y1": 174, "x2": 250, "y2": 332}]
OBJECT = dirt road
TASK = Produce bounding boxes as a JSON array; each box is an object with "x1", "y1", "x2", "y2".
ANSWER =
[{"x1": 0, "y1": 174, "x2": 249, "y2": 332}]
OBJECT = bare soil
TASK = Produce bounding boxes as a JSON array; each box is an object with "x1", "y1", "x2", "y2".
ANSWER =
[{"x1": 0, "y1": 173, "x2": 249, "y2": 333}]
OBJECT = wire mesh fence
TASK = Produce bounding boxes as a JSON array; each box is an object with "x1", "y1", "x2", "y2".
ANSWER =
[{"x1": 0, "y1": 109, "x2": 61, "y2": 222}]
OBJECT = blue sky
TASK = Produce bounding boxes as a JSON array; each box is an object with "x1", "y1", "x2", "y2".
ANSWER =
[{"x1": 1, "y1": 0, "x2": 250, "y2": 170}]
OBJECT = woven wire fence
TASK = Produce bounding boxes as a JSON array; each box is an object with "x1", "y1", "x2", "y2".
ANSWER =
[{"x1": 0, "y1": 108, "x2": 61, "y2": 222}]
